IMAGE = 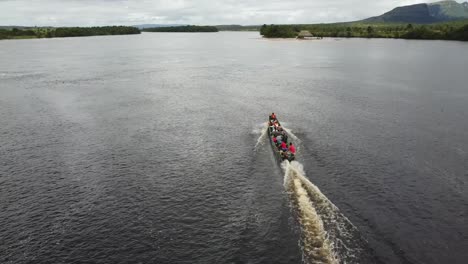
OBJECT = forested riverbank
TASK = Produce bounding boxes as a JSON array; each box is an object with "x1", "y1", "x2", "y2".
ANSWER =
[
  {"x1": 259, "y1": 20, "x2": 468, "y2": 41},
  {"x1": 142, "y1": 25, "x2": 218, "y2": 32},
  {"x1": 0, "y1": 26, "x2": 140, "y2": 40}
]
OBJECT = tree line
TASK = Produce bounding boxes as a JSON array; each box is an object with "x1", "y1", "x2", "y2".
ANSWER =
[
  {"x1": 215, "y1": 25, "x2": 260, "y2": 31},
  {"x1": 260, "y1": 25, "x2": 297, "y2": 38},
  {"x1": 0, "y1": 26, "x2": 141, "y2": 40},
  {"x1": 142, "y1": 25, "x2": 219, "y2": 32},
  {"x1": 259, "y1": 20, "x2": 468, "y2": 41}
]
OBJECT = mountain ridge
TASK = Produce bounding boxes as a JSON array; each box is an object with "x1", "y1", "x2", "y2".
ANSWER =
[{"x1": 364, "y1": 0, "x2": 468, "y2": 23}]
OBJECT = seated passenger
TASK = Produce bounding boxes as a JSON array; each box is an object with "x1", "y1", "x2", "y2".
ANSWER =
[
  {"x1": 269, "y1": 122, "x2": 274, "y2": 132},
  {"x1": 280, "y1": 151, "x2": 288, "y2": 160},
  {"x1": 276, "y1": 135, "x2": 282, "y2": 146},
  {"x1": 272, "y1": 136, "x2": 277, "y2": 144},
  {"x1": 288, "y1": 143, "x2": 296, "y2": 155},
  {"x1": 270, "y1": 112, "x2": 277, "y2": 120},
  {"x1": 281, "y1": 141, "x2": 288, "y2": 151}
]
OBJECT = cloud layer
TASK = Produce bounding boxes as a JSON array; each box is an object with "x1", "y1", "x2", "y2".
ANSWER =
[{"x1": 0, "y1": 0, "x2": 445, "y2": 26}]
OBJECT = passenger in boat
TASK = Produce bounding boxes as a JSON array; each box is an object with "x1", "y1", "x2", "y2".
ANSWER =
[
  {"x1": 288, "y1": 143, "x2": 296, "y2": 155},
  {"x1": 280, "y1": 150, "x2": 288, "y2": 160},
  {"x1": 272, "y1": 124, "x2": 281, "y2": 136},
  {"x1": 280, "y1": 141, "x2": 288, "y2": 151},
  {"x1": 272, "y1": 130, "x2": 280, "y2": 137},
  {"x1": 269, "y1": 121, "x2": 274, "y2": 132},
  {"x1": 273, "y1": 121, "x2": 279, "y2": 129},
  {"x1": 282, "y1": 132, "x2": 288, "y2": 144},
  {"x1": 276, "y1": 134, "x2": 283, "y2": 147},
  {"x1": 272, "y1": 136, "x2": 277, "y2": 144},
  {"x1": 270, "y1": 113, "x2": 277, "y2": 120}
]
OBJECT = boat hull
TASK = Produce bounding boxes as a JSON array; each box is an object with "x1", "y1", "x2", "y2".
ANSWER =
[{"x1": 267, "y1": 119, "x2": 295, "y2": 163}]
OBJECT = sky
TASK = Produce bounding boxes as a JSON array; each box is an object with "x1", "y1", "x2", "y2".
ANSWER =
[{"x1": 0, "y1": 0, "x2": 459, "y2": 26}]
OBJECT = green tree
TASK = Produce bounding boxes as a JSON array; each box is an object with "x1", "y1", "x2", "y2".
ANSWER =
[
  {"x1": 367, "y1": 26, "x2": 374, "y2": 37},
  {"x1": 260, "y1": 24, "x2": 267, "y2": 35},
  {"x1": 346, "y1": 27, "x2": 352, "y2": 38}
]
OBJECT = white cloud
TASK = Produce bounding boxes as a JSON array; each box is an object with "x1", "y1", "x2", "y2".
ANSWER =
[{"x1": 0, "y1": 0, "x2": 459, "y2": 26}]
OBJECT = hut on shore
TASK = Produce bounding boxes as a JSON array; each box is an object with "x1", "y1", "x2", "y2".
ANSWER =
[{"x1": 297, "y1": 30, "x2": 314, "y2": 39}]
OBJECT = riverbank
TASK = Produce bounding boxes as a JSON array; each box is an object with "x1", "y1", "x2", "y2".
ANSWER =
[
  {"x1": 259, "y1": 20, "x2": 468, "y2": 41},
  {"x1": 0, "y1": 26, "x2": 140, "y2": 40},
  {"x1": 142, "y1": 25, "x2": 218, "y2": 32}
]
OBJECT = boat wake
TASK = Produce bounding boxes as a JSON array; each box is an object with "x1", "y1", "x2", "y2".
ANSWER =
[
  {"x1": 257, "y1": 121, "x2": 373, "y2": 263},
  {"x1": 253, "y1": 122, "x2": 269, "y2": 151},
  {"x1": 283, "y1": 161, "x2": 339, "y2": 264},
  {"x1": 282, "y1": 161, "x2": 371, "y2": 264}
]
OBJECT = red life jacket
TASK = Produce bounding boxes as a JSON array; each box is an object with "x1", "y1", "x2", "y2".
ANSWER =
[
  {"x1": 289, "y1": 145, "x2": 296, "y2": 154},
  {"x1": 281, "y1": 142, "x2": 287, "y2": 149}
]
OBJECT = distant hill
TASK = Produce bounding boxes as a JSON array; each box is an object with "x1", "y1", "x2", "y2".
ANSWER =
[{"x1": 364, "y1": 0, "x2": 468, "y2": 23}]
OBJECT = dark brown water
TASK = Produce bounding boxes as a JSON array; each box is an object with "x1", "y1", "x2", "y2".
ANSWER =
[{"x1": 1, "y1": 32, "x2": 467, "y2": 264}]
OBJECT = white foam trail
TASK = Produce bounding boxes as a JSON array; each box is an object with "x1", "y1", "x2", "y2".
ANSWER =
[
  {"x1": 283, "y1": 161, "x2": 338, "y2": 264},
  {"x1": 283, "y1": 161, "x2": 367, "y2": 263},
  {"x1": 253, "y1": 122, "x2": 269, "y2": 151},
  {"x1": 288, "y1": 162, "x2": 339, "y2": 212}
]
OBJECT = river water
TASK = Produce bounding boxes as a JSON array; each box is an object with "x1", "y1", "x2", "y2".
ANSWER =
[{"x1": 0, "y1": 32, "x2": 467, "y2": 264}]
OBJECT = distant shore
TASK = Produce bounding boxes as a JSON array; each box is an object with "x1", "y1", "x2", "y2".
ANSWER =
[
  {"x1": 2, "y1": 21, "x2": 467, "y2": 42},
  {"x1": 259, "y1": 21, "x2": 468, "y2": 41},
  {"x1": 0, "y1": 26, "x2": 140, "y2": 40},
  {"x1": 142, "y1": 25, "x2": 218, "y2": 33}
]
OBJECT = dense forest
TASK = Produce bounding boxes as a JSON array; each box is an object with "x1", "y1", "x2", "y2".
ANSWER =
[
  {"x1": 0, "y1": 26, "x2": 140, "y2": 40},
  {"x1": 142, "y1": 25, "x2": 218, "y2": 32},
  {"x1": 259, "y1": 20, "x2": 468, "y2": 41},
  {"x1": 215, "y1": 25, "x2": 260, "y2": 31}
]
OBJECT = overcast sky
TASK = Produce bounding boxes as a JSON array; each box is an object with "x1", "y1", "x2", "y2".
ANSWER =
[{"x1": 0, "y1": 0, "x2": 457, "y2": 26}]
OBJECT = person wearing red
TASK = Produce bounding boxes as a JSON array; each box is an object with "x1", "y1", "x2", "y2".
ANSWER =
[
  {"x1": 281, "y1": 141, "x2": 288, "y2": 151},
  {"x1": 288, "y1": 143, "x2": 296, "y2": 154},
  {"x1": 270, "y1": 112, "x2": 276, "y2": 120}
]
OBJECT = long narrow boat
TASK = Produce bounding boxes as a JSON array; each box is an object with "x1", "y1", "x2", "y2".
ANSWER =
[{"x1": 267, "y1": 115, "x2": 296, "y2": 163}]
